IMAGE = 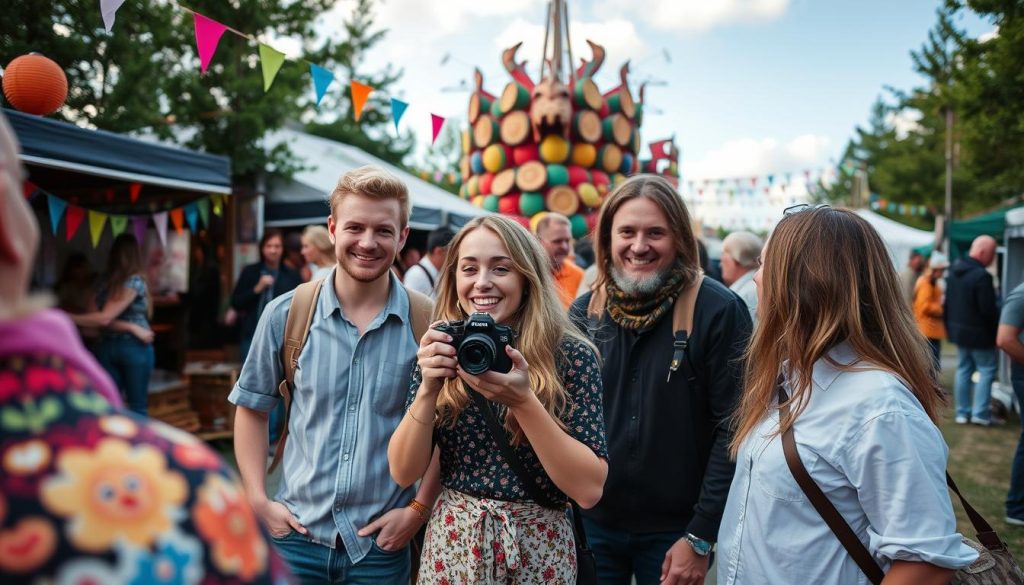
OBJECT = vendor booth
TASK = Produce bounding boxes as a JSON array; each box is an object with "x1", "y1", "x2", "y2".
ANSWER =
[
  {"x1": 262, "y1": 127, "x2": 487, "y2": 230},
  {"x1": 853, "y1": 208, "x2": 936, "y2": 269},
  {"x1": 8, "y1": 108, "x2": 238, "y2": 439}
]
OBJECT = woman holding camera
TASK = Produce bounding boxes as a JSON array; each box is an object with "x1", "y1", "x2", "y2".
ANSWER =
[
  {"x1": 388, "y1": 215, "x2": 608, "y2": 584},
  {"x1": 718, "y1": 206, "x2": 978, "y2": 584}
]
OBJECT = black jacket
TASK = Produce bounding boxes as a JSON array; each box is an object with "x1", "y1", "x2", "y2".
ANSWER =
[
  {"x1": 230, "y1": 262, "x2": 303, "y2": 344},
  {"x1": 570, "y1": 278, "x2": 752, "y2": 541},
  {"x1": 944, "y1": 257, "x2": 999, "y2": 349}
]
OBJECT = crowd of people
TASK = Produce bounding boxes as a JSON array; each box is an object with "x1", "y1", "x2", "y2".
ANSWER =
[{"x1": 1, "y1": 102, "x2": 1017, "y2": 585}]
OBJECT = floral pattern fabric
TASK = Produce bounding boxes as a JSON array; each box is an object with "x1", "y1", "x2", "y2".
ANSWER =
[
  {"x1": 417, "y1": 488, "x2": 576, "y2": 585},
  {"x1": 406, "y1": 337, "x2": 608, "y2": 505},
  {"x1": 0, "y1": 352, "x2": 293, "y2": 584}
]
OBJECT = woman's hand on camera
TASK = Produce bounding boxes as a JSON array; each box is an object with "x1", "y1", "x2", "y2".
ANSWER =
[
  {"x1": 417, "y1": 323, "x2": 458, "y2": 395},
  {"x1": 458, "y1": 345, "x2": 532, "y2": 408}
]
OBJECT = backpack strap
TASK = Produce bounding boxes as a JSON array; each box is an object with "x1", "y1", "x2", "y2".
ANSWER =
[
  {"x1": 269, "y1": 279, "x2": 324, "y2": 473},
  {"x1": 668, "y1": 273, "x2": 704, "y2": 382},
  {"x1": 404, "y1": 286, "x2": 434, "y2": 343}
]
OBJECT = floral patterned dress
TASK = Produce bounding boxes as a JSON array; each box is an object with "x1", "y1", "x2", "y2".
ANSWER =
[
  {"x1": 408, "y1": 337, "x2": 608, "y2": 584},
  {"x1": 0, "y1": 352, "x2": 294, "y2": 585}
]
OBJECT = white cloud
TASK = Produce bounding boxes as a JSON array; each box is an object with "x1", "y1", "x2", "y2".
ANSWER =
[
  {"x1": 684, "y1": 134, "x2": 832, "y2": 181},
  {"x1": 368, "y1": 0, "x2": 545, "y2": 39},
  {"x1": 979, "y1": 25, "x2": 1000, "y2": 43},
  {"x1": 886, "y1": 109, "x2": 922, "y2": 140},
  {"x1": 594, "y1": 0, "x2": 789, "y2": 32}
]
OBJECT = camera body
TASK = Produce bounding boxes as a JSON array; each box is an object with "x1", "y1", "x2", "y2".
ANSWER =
[{"x1": 434, "y1": 312, "x2": 515, "y2": 374}]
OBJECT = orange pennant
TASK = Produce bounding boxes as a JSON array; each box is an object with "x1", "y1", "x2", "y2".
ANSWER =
[
  {"x1": 351, "y1": 81, "x2": 373, "y2": 122},
  {"x1": 170, "y1": 208, "x2": 185, "y2": 234}
]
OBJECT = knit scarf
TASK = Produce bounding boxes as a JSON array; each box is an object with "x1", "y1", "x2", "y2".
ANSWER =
[{"x1": 606, "y1": 263, "x2": 688, "y2": 330}]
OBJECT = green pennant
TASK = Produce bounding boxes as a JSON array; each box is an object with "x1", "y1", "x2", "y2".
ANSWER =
[
  {"x1": 110, "y1": 215, "x2": 128, "y2": 237},
  {"x1": 259, "y1": 44, "x2": 286, "y2": 92},
  {"x1": 197, "y1": 198, "x2": 210, "y2": 227}
]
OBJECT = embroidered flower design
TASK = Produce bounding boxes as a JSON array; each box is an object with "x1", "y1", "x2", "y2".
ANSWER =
[
  {"x1": 40, "y1": 438, "x2": 187, "y2": 551},
  {"x1": 192, "y1": 474, "x2": 267, "y2": 579},
  {"x1": 98, "y1": 415, "x2": 139, "y2": 438},
  {"x1": 2, "y1": 439, "x2": 51, "y2": 476},
  {"x1": 124, "y1": 533, "x2": 203, "y2": 585}
]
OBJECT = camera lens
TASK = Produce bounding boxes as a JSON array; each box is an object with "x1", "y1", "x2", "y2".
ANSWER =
[{"x1": 458, "y1": 334, "x2": 495, "y2": 375}]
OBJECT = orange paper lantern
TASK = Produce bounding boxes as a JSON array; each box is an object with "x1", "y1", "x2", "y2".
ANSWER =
[{"x1": 3, "y1": 54, "x2": 68, "y2": 116}]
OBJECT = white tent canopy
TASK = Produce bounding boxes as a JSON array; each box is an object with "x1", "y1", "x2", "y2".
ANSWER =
[
  {"x1": 263, "y1": 128, "x2": 486, "y2": 230},
  {"x1": 854, "y1": 208, "x2": 935, "y2": 269}
]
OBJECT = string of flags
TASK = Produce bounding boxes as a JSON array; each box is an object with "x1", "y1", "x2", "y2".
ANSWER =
[
  {"x1": 98, "y1": 0, "x2": 447, "y2": 145},
  {"x1": 23, "y1": 181, "x2": 225, "y2": 248},
  {"x1": 683, "y1": 168, "x2": 834, "y2": 197}
]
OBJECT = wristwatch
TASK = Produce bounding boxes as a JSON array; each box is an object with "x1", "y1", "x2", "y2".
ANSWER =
[{"x1": 683, "y1": 533, "x2": 713, "y2": 557}]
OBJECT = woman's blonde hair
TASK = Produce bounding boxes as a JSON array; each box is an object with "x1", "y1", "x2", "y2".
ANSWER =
[
  {"x1": 730, "y1": 207, "x2": 946, "y2": 458},
  {"x1": 302, "y1": 225, "x2": 334, "y2": 262},
  {"x1": 433, "y1": 215, "x2": 595, "y2": 443}
]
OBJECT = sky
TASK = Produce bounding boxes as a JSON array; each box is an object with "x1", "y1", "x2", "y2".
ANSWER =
[{"x1": 300, "y1": 0, "x2": 994, "y2": 229}]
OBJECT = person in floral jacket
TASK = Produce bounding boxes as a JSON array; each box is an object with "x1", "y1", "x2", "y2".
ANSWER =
[{"x1": 0, "y1": 110, "x2": 293, "y2": 585}]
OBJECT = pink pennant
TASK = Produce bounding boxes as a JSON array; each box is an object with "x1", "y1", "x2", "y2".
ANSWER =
[
  {"x1": 193, "y1": 13, "x2": 228, "y2": 74},
  {"x1": 430, "y1": 114, "x2": 445, "y2": 146}
]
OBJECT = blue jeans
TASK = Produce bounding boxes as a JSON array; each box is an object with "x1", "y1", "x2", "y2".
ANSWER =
[
  {"x1": 96, "y1": 335, "x2": 154, "y2": 415},
  {"x1": 583, "y1": 517, "x2": 691, "y2": 585},
  {"x1": 272, "y1": 531, "x2": 409, "y2": 585},
  {"x1": 953, "y1": 346, "x2": 998, "y2": 422},
  {"x1": 1007, "y1": 364, "x2": 1024, "y2": 518}
]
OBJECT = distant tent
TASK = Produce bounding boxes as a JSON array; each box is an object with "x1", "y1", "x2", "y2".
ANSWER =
[
  {"x1": 948, "y1": 207, "x2": 1021, "y2": 259},
  {"x1": 853, "y1": 209, "x2": 935, "y2": 269}
]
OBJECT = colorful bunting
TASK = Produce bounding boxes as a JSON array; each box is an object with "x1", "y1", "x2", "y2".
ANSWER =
[
  {"x1": 169, "y1": 208, "x2": 185, "y2": 234},
  {"x1": 132, "y1": 216, "x2": 148, "y2": 245},
  {"x1": 88, "y1": 210, "x2": 107, "y2": 248},
  {"x1": 23, "y1": 181, "x2": 38, "y2": 199},
  {"x1": 310, "y1": 64, "x2": 334, "y2": 107},
  {"x1": 211, "y1": 194, "x2": 224, "y2": 216},
  {"x1": 193, "y1": 13, "x2": 228, "y2": 74},
  {"x1": 100, "y1": 0, "x2": 126, "y2": 32},
  {"x1": 350, "y1": 81, "x2": 373, "y2": 122},
  {"x1": 129, "y1": 182, "x2": 141, "y2": 204},
  {"x1": 184, "y1": 202, "x2": 199, "y2": 233},
  {"x1": 46, "y1": 194, "x2": 67, "y2": 235},
  {"x1": 259, "y1": 44, "x2": 286, "y2": 92},
  {"x1": 153, "y1": 212, "x2": 168, "y2": 248},
  {"x1": 391, "y1": 98, "x2": 408, "y2": 131},
  {"x1": 430, "y1": 114, "x2": 445, "y2": 146},
  {"x1": 110, "y1": 215, "x2": 128, "y2": 238},
  {"x1": 65, "y1": 206, "x2": 85, "y2": 242},
  {"x1": 196, "y1": 198, "x2": 210, "y2": 227}
]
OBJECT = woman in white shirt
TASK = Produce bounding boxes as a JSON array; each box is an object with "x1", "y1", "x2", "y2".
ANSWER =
[
  {"x1": 718, "y1": 205, "x2": 978, "y2": 585},
  {"x1": 301, "y1": 224, "x2": 335, "y2": 280}
]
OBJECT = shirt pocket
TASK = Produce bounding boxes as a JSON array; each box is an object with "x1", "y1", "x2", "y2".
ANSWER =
[
  {"x1": 373, "y1": 360, "x2": 411, "y2": 417},
  {"x1": 752, "y1": 435, "x2": 809, "y2": 503}
]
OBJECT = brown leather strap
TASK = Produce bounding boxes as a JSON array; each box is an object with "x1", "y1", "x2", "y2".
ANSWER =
[
  {"x1": 668, "y1": 273, "x2": 704, "y2": 381},
  {"x1": 778, "y1": 385, "x2": 886, "y2": 585},
  {"x1": 946, "y1": 473, "x2": 1005, "y2": 551}
]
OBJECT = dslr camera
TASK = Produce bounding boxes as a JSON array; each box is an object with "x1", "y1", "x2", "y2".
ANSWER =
[{"x1": 434, "y1": 313, "x2": 515, "y2": 374}]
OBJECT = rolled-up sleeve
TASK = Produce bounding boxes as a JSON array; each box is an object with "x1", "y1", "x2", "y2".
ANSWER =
[
  {"x1": 228, "y1": 294, "x2": 291, "y2": 412},
  {"x1": 843, "y1": 410, "x2": 978, "y2": 569}
]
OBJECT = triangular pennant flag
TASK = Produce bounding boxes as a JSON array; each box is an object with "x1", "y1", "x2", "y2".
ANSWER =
[
  {"x1": 153, "y1": 212, "x2": 168, "y2": 248},
  {"x1": 88, "y1": 210, "x2": 108, "y2": 248},
  {"x1": 169, "y1": 208, "x2": 185, "y2": 234},
  {"x1": 110, "y1": 215, "x2": 128, "y2": 238},
  {"x1": 211, "y1": 194, "x2": 224, "y2": 216},
  {"x1": 193, "y1": 13, "x2": 228, "y2": 74},
  {"x1": 65, "y1": 206, "x2": 85, "y2": 242},
  {"x1": 259, "y1": 44, "x2": 286, "y2": 92},
  {"x1": 391, "y1": 98, "x2": 408, "y2": 131},
  {"x1": 23, "y1": 181, "x2": 38, "y2": 199},
  {"x1": 196, "y1": 199, "x2": 210, "y2": 227},
  {"x1": 129, "y1": 182, "x2": 141, "y2": 204},
  {"x1": 350, "y1": 81, "x2": 373, "y2": 122},
  {"x1": 100, "y1": 0, "x2": 126, "y2": 32},
  {"x1": 430, "y1": 114, "x2": 445, "y2": 146},
  {"x1": 184, "y1": 202, "x2": 199, "y2": 233},
  {"x1": 310, "y1": 64, "x2": 334, "y2": 107},
  {"x1": 46, "y1": 194, "x2": 67, "y2": 235},
  {"x1": 132, "y1": 216, "x2": 148, "y2": 245}
]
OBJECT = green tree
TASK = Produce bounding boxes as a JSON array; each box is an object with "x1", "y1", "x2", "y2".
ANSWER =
[{"x1": 304, "y1": 0, "x2": 414, "y2": 167}]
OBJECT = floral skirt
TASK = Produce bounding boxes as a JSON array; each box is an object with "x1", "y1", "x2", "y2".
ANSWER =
[{"x1": 417, "y1": 487, "x2": 577, "y2": 585}]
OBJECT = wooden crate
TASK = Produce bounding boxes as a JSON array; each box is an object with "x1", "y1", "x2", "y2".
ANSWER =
[{"x1": 185, "y1": 361, "x2": 239, "y2": 441}]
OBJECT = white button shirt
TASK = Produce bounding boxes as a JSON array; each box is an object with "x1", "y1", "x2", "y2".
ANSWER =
[{"x1": 718, "y1": 342, "x2": 978, "y2": 584}]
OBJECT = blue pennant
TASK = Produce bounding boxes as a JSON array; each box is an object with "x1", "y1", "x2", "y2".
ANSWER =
[
  {"x1": 391, "y1": 98, "x2": 409, "y2": 131},
  {"x1": 310, "y1": 64, "x2": 335, "y2": 107}
]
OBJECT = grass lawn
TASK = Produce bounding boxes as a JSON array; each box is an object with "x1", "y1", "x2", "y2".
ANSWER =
[{"x1": 938, "y1": 364, "x2": 1024, "y2": 559}]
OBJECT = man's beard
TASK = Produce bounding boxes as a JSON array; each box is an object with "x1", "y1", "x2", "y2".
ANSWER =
[
  {"x1": 338, "y1": 253, "x2": 392, "y2": 283},
  {"x1": 610, "y1": 264, "x2": 670, "y2": 297}
]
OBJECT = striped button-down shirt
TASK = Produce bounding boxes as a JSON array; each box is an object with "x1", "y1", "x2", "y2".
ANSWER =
[{"x1": 228, "y1": 269, "x2": 418, "y2": 563}]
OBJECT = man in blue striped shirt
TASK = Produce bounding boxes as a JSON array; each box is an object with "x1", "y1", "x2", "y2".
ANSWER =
[{"x1": 230, "y1": 165, "x2": 439, "y2": 584}]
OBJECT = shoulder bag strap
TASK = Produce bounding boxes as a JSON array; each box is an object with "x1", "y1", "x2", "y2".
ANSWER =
[
  {"x1": 777, "y1": 385, "x2": 886, "y2": 585},
  {"x1": 668, "y1": 273, "x2": 704, "y2": 382},
  {"x1": 269, "y1": 279, "x2": 323, "y2": 473},
  {"x1": 404, "y1": 286, "x2": 435, "y2": 344},
  {"x1": 947, "y1": 474, "x2": 1005, "y2": 551}
]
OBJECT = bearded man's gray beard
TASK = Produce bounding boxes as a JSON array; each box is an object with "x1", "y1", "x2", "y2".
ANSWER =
[{"x1": 610, "y1": 265, "x2": 670, "y2": 297}]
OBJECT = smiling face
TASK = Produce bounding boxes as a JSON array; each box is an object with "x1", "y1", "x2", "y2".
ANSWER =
[
  {"x1": 328, "y1": 193, "x2": 409, "y2": 283},
  {"x1": 455, "y1": 227, "x2": 525, "y2": 325},
  {"x1": 609, "y1": 197, "x2": 676, "y2": 292}
]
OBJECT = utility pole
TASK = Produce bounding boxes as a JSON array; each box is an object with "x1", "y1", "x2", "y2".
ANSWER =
[{"x1": 944, "y1": 105, "x2": 954, "y2": 253}]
